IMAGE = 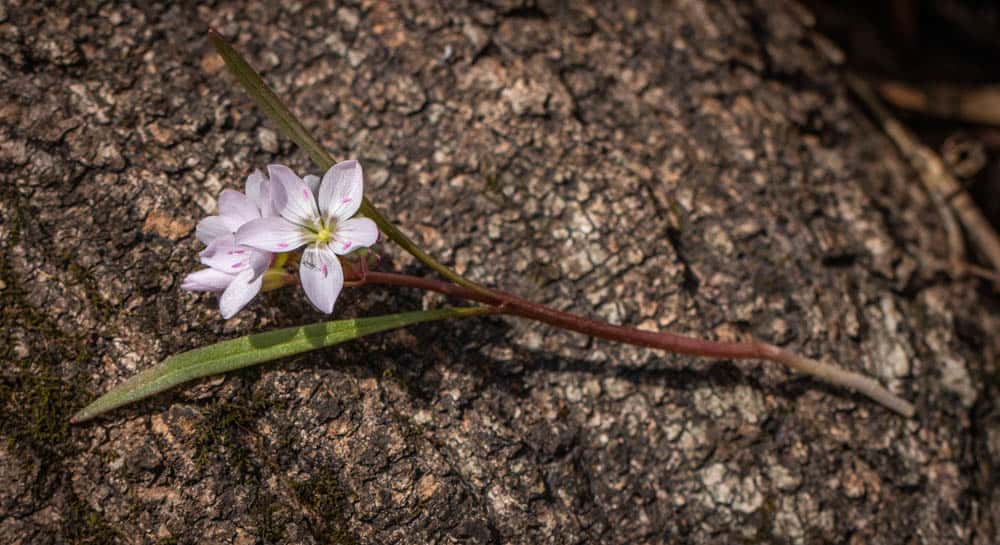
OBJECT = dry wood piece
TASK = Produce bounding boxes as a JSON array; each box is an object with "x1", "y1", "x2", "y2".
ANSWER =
[
  {"x1": 940, "y1": 132, "x2": 987, "y2": 179},
  {"x1": 877, "y1": 80, "x2": 1000, "y2": 126}
]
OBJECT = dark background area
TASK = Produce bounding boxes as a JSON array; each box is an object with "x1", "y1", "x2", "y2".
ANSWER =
[{"x1": 804, "y1": 0, "x2": 1000, "y2": 225}]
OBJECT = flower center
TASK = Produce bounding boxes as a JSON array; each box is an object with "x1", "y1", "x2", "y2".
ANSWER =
[{"x1": 313, "y1": 217, "x2": 338, "y2": 244}]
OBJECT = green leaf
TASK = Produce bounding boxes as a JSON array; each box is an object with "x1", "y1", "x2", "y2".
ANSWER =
[
  {"x1": 71, "y1": 306, "x2": 489, "y2": 423},
  {"x1": 207, "y1": 30, "x2": 492, "y2": 296}
]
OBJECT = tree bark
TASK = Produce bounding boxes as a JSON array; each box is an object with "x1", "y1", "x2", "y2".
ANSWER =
[{"x1": 1, "y1": 1, "x2": 996, "y2": 544}]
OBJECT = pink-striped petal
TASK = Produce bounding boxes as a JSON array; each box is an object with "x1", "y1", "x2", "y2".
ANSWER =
[
  {"x1": 195, "y1": 215, "x2": 242, "y2": 244},
  {"x1": 218, "y1": 189, "x2": 260, "y2": 225},
  {"x1": 199, "y1": 236, "x2": 257, "y2": 272},
  {"x1": 181, "y1": 268, "x2": 234, "y2": 292},
  {"x1": 269, "y1": 164, "x2": 319, "y2": 227},
  {"x1": 235, "y1": 217, "x2": 310, "y2": 253},
  {"x1": 299, "y1": 245, "x2": 343, "y2": 314},
  {"x1": 330, "y1": 217, "x2": 378, "y2": 255},
  {"x1": 219, "y1": 267, "x2": 263, "y2": 319},
  {"x1": 318, "y1": 160, "x2": 363, "y2": 223}
]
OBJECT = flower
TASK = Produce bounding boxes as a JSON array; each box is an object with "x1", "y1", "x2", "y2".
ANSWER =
[
  {"x1": 182, "y1": 170, "x2": 281, "y2": 319},
  {"x1": 236, "y1": 160, "x2": 378, "y2": 313}
]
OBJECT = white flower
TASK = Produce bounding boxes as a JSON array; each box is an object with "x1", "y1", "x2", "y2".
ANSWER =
[
  {"x1": 182, "y1": 170, "x2": 277, "y2": 318},
  {"x1": 235, "y1": 160, "x2": 378, "y2": 313}
]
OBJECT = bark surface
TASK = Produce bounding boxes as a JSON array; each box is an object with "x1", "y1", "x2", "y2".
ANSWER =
[{"x1": 1, "y1": 1, "x2": 997, "y2": 544}]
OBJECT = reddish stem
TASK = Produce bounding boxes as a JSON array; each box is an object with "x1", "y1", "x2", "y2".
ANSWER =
[
  {"x1": 351, "y1": 271, "x2": 915, "y2": 417},
  {"x1": 361, "y1": 273, "x2": 764, "y2": 358}
]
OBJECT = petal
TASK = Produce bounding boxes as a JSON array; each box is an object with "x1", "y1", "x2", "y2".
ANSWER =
[
  {"x1": 299, "y1": 245, "x2": 344, "y2": 314},
  {"x1": 181, "y1": 268, "x2": 234, "y2": 292},
  {"x1": 235, "y1": 217, "x2": 311, "y2": 253},
  {"x1": 269, "y1": 164, "x2": 319, "y2": 227},
  {"x1": 330, "y1": 217, "x2": 378, "y2": 255},
  {"x1": 218, "y1": 189, "x2": 260, "y2": 226},
  {"x1": 247, "y1": 247, "x2": 272, "y2": 277},
  {"x1": 198, "y1": 238, "x2": 270, "y2": 277},
  {"x1": 219, "y1": 268, "x2": 263, "y2": 319},
  {"x1": 244, "y1": 169, "x2": 265, "y2": 206},
  {"x1": 304, "y1": 174, "x2": 321, "y2": 196},
  {"x1": 198, "y1": 235, "x2": 267, "y2": 274},
  {"x1": 318, "y1": 159, "x2": 363, "y2": 222},
  {"x1": 199, "y1": 235, "x2": 258, "y2": 273},
  {"x1": 244, "y1": 169, "x2": 274, "y2": 216},
  {"x1": 195, "y1": 215, "x2": 241, "y2": 244}
]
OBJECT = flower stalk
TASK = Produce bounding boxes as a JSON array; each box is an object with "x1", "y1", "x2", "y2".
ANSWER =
[{"x1": 123, "y1": 30, "x2": 917, "y2": 421}]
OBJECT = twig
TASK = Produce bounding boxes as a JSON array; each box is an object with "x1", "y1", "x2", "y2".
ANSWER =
[
  {"x1": 877, "y1": 79, "x2": 1000, "y2": 126},
  {"x1": 928, "y1": 257, "x2": 1000, "y2": 285}
]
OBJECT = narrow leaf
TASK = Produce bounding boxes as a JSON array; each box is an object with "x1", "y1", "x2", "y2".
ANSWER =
[
  {"x1": 72, "y1": 306, "x2": 489, "y2": 423},
  {"x1": 209, "y1": 29, "x2": 333, "y2": 171},
  {"x1": 208, "y1": 30, "x2": 491, "y2": 296}
]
